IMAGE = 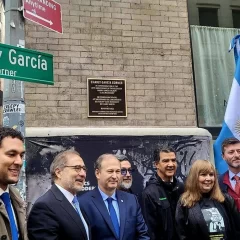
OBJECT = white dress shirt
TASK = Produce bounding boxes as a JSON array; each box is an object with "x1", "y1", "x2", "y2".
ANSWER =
[{"x1": 55, "y1": 184, "x2": 89, "y2": 240}]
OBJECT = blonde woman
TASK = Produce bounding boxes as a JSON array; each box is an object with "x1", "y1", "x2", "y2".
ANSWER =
[{"x1": 175, "y1": 160, "x2": 240, "y2": 240}]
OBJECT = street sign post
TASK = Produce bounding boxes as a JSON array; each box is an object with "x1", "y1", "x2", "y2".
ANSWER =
[
  {"x1": 0, "y1": 43, "x2": 54, "y2": 85},
  {"x1": 23, "y1": 0, "x2": 63, "y2": 34}
]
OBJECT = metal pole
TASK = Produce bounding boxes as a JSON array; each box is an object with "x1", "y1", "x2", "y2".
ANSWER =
[{"x1": 2, "y1": 0, "x2": 26, "y2": 199}]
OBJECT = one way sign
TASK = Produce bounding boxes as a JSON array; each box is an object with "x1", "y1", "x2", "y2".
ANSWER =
[{"x1": 23, "y1": 0, "x2": 63, "y2": 34}]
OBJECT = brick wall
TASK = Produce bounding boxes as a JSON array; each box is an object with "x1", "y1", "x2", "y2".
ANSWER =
[{"x1": 25, "y1": 0, "x2": 196, "y2": 127}]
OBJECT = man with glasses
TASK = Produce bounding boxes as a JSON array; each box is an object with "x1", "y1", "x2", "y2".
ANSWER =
[
  {"x1": 27, "y1": 150, "x2": 90, "y2": 240},
  {"x1": 79, "y1": 154, "x2": 149, "y2": 240},
  {"x1": 116, "y1": 154, "x2": 134, "y2": 193}
]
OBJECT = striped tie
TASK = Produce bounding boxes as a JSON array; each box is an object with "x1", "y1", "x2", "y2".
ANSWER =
[
  {"x1": 234, "y1": 175, "x2": 240, "y2": 195},
  {"x1": 72, "y1": 196, "x2": 89, "y2": 240}
]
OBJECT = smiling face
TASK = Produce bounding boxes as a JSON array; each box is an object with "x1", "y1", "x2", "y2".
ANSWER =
[
  {"x1": 55, "y1": 153, "x2": 86, "y2": 195},
  {"x1": 198, "y1": 171, "x2": 215, "y2": 193},
  {"x1": 0, "y1": 137, "x2": 25, "y2": 191},
  {"x1": 119, "y1": 160, "x2": 132, "y2": 190},
  {"x1": 155, "y1": 151, "x2": 177, "y2": 181},
  {"x1": 222, "y1": 143, "x2": 240, "y2": 173},
  {"x1": 96, "y1": 155, "x2": 121, "y2": 196}
]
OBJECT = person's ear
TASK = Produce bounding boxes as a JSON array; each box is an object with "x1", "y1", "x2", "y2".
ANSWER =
[
  {"x1": 95, "y1": 168, "x2": 100, "y2": 180},
  {"x1": 55, "y1": 168, "x2": 62, "y2": 179}
]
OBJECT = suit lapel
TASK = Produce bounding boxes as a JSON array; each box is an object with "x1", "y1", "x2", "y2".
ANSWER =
[
  {"x1": 9, "y1": 186, "x2": 26, "y2": 240},
  {"x1": 81, "y1": 207, "x2": 91, "y2": 240},
  {"x1": 51, "y1": 185, "x2": 88, "y2": 239},
  {"x1": 91, "y1": 188, "x2": 119, "y2": 239},
  {"x1": 191, "y1": 203, "x2": 210, "y2": 239},
  {"x1": 117, "y1": 191, "x2": 126, "y2": 240},
  {"x1": 0, "y1": 199, "x2": 8, "y2": 219}
]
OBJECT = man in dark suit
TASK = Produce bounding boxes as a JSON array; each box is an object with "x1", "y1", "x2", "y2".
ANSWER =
[
  {"x1": 0, "y1": 127, "x2": 27, "y2": 240},
  {"x1": 27, "y1": 150, "x2": 90, "y2": 240},
  {"x1": 79, "y1": 154, "x2": 149, "y2": 240}
]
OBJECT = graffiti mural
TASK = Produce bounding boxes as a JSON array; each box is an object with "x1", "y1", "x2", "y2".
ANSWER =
[{"x1": 25, "y1": 135, "x2": 210, "y2": 213}]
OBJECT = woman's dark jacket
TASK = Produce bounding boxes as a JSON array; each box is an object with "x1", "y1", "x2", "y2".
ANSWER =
[{"x1": 175, "y1": 194, "x2": 240, "y2": 240}]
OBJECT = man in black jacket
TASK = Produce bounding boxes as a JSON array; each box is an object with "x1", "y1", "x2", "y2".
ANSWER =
[{"x1": 141, "y1": 147, "x2": 184, "y2": 240}]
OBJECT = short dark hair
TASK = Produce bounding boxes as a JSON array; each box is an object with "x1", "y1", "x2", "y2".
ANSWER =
[
  {"x1": 115, "y1": 154, "x2": 129, "y2": 162},
  {"x1": 221, "y1": 137, "x2": 240, "y2": 154},
  {"x1": 154, "y1": 146, "x2": 176, "y2": 163},
  {"x1": 0, "y1": 127, "x2": 24, "y2": 147}
]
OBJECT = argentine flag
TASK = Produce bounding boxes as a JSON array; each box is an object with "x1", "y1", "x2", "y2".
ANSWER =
[{"x1": 214, "y1": 34, "x2": 240, "y2": 174}]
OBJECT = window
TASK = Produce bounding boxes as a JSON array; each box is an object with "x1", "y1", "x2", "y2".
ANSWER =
[
  {"x1": 232, "y1": 10, "x2": 240, "y2": 28},
  {"x1": 187, "y1": 0, "x2": 240, "y2": 138},
  {"x1": 199, "y1": 8, "x2": 219, "y2": 27}
]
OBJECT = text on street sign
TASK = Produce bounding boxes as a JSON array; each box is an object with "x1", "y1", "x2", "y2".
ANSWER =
[
  {"x1": 23, "y1": 0, "x2": 63, "y2": 34},
  {"x1": 0, "y1": 43, "x2": 54, "y2": 85}
]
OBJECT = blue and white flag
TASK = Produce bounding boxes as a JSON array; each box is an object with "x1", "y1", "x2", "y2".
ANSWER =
[{"x1": 214, "y1": 34, "x2": 240, "y2": 174}]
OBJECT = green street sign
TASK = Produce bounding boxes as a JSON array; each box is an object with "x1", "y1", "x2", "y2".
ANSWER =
[{"x1": 0, "y1": 43, "x2": 54, "y2": 85}]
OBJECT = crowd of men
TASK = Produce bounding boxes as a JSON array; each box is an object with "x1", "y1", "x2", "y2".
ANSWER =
[{"x1": 0, "y1": 126, "x2": 240, "y2": 240}]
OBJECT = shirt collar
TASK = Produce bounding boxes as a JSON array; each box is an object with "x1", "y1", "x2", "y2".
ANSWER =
[
  {"x1": 55, "y1": 184, "x2": 75, "y2": 203},
  {"x1": 98, "y1": 187, "x2": 117, "y2": 201},
  {"x1": 229, "y1": 170, "x2": 240, "y2": 180},
  {"x1": 0, "y1": 186, "x2": 10, "y2": 196}
]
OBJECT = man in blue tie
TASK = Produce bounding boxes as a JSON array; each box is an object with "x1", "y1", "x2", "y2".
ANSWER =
[
  {"x1": 80, "y1": 154, "x2": 149, "y2": 240},
  {"x1": 27, "y1": 150, "x2": 90, "y2": 240},
  {"x1": 0, "y1": 127, "x2": 27, "y2": 240}
]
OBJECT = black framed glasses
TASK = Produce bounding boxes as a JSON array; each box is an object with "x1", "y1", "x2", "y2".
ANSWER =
[
  {"x1": 64, "y1": 165, "x2": 87, "y2": 173},
  {"x1": 121, "y1": 168, "x2": 134, "y2": 176}
]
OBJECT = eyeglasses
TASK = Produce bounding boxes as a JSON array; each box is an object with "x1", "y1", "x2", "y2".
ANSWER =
[
  {"x1": 121, "y1": 168, "x2": 134, "y2": 176},
  {"x1": 64, "y1": 165, "x2": 87, "y2": 173}
]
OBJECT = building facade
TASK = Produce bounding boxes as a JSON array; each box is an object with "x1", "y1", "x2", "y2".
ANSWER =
[
  {"x1": 1, "y1": 0, "x2": 196, "y2": 127},
  {"x1": 187, "y1": 0, "x2": 240, "y2": 137}
]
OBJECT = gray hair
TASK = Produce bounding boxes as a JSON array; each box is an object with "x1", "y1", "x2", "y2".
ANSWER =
[
  {"x1": 115, "y1": 154, "x2": 129, "y2": 162},
  {"x1": 94, "y1": 153, "x2": 119, "y2": 170},
  {"x1": 50, "y1": 149, "x2": 80, "y2": 182}
]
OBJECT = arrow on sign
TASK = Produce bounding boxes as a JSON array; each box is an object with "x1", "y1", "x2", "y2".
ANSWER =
[
  {"x1": 25, "y1": 10, "x2": 53, "y2": 25},
  {"x1": 0, "y1": 51, "x2": 2, "y2": 57}
]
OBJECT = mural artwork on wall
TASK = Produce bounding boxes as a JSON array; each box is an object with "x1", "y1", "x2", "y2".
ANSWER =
[{"x1": 25, "y1": 135, "x2": 210, "y2": 213}]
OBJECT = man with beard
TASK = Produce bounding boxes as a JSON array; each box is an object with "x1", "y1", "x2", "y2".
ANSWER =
[
  {"x1": 27, "y1": 150, "x2": 90, "y2": 240},
  {"x1": 219, "y1": 137, "x2": 240, "y2": 211},
  {"x1": 116, "y1": 155, "x2": 134, "y2": 193},
  {"x1": 0, "y1": 127, "x2": 27, "y2": 240},
  {"x1": 141, "y1": 147, "x2": 184, "y2": 240},
  {"x1": 79, "y1": 154, "x2": 149, "y2": 240}
]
